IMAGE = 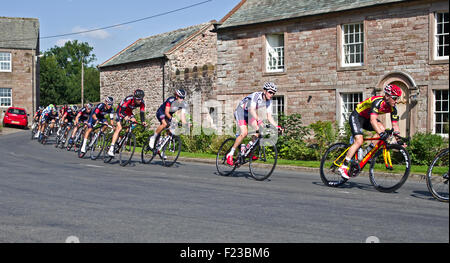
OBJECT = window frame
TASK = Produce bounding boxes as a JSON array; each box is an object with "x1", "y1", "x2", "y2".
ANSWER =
[
  {"x1": 433, "y1": 89, "x2": 449, "y2": 137},
  {"x1": 435, "y1": 12, "x2": 449, "y2": 60},
  {"x1": 429, "y1": 10, "x2": 449, "y2": 65},
  {"x1": 271, "y1": 95, "x2": 285, "y2": 122},
  {"x1": 337, "y1": 20, "x2": 368, "y2": 71},
  {"x1": 339, "y1": 92, "x2": 363, "y2": 127},
  {"x1": 342, "y1": 23, "x2": 365, "y2": 67},
  {"x1": 0, "y1": 88, "x2": 13, "y2": 108},
  {"x1": 265, "y1": 33, "x2": 286, "y2": 73},
  {"x1": 0, "y1": 52, "x2": 12, "y2": 72}
]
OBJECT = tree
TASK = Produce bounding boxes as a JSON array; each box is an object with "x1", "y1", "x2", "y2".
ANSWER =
[{"x1": 39, "y1": 40, "x2": 100, "y2": 106}]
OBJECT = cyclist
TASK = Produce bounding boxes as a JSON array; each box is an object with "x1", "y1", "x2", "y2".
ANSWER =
[
  {"x1": 226, "y1": 82, "x2": 282, "y2": 166},
  {"x1": 34, "y1": 104, "x2": 55, "y2": 139},
  {"x1": 67, "y1": 103, "x2": 93, "y2": 146},
  {"x1": 80, "y1": 97, "x2": 115, "y2": 153},
  {"x1": 148, "y1": 89, "x2": 188, "y2": 149},
  {"x1": 37, "y1": 105, "x2": 59, "y2": 141},
  {"x1": 106, "y1": 89, "x2": 147, "y2": 157},
  {"x1": 33, "y1": 106, "x2": 44, "y2": 123},
  {"x1": 338, "y1": 84, "x2": 402, "y2": 179}
]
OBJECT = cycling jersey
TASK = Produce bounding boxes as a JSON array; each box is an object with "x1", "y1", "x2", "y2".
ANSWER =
[
  {"x1": 238, "y1": 92, "x2": 273, "y2": 113},
  {"x1": 234, "y1": 92, "x2": 273, "y2": 126},
  {"x1": 156, "y1": 96, "x2": 187, "y2": 122},
  {"x1": 41, "y1": 111, "x2": 58, "y2": 123},
  {"x1": 349, "y1": 96, "x2": 399, "y2": 136},
  {"x1": 117, "y1": 95, "x2": 145, "y2": 122},
  {"x1": 88, "y1": 103, "x2": 113, "y2": 128},
  {"x1": 76, "y1": 107, "x2": 91, "y2": 122},
  {"x1": 355, "y1": 96, "x2": 399, "y2": 122},
  {"x1": 63, "y1": 108, "x2": 76, "y2": 123}
]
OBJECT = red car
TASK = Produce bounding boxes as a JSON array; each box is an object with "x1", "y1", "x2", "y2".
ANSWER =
[{"x1": 2, "y1": 107, "x2": 29, "y2": 128}]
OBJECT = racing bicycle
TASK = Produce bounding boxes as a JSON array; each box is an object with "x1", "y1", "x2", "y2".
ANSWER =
[
  {"x1": 103, "y1": 120, "x2": 143, "y2": 166},
  {"x1": 216, "y1": 124, "x2": 279, "y2": 181},
  {"x1": 141, "y1": 121, "x2": 182, "y2": 167},
  {"x1": 320, "y1": 129, "x2": 411, "y2": 193}
]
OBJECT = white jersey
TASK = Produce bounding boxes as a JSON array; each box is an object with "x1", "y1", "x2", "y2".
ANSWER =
[{"x1": 239, "y1": 92, "x2": 273, "y2": 114}]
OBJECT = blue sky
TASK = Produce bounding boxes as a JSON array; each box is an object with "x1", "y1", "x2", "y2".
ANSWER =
[{"x1": 2, "y1": 0, "x2": 241, "y2": 66}]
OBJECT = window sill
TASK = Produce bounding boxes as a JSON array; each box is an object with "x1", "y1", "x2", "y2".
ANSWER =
[
  {"x1": 337, "y1": 65, "x2": 367, "y2": 72},
  {"x1": 429, "y1": 58, "x2": 449, "y2": 65},
  {"x1": 263, "y1": 71, "x2": 287, "y2": 77}
]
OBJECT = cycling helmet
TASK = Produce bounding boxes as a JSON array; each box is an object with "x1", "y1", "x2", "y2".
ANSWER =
[
  {"x1": 71, "y1": 105, "x2": 78, "y2": 112},
  {"x1": 263, "y1": 82, "x2": 278, "y2": 93},
  {"x1": 38, "y1": 106, "x2": 44, "y2": 111},
  {"x1": 86, "y1": 103, "x2": 93, "y2": 110},
  {"x1": 105, "y1": 96, "x2": 114, "y2": 105},
  {"x1": 175, "y1": 89, "x2": 186, "y2": 99},
  {"x1": 384, "y1": 84, "x2": 402, "y2": 97},
  {"x1": 49, "y1": 104, "x2": 55, "y2": 109},
  {"x1": 134, "y1": 89, "x2": 145, "y2": 99}
]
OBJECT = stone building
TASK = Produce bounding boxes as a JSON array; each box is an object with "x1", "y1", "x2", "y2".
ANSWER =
[
  {"x1": 0, "y1": 17, "x2": 40, "y2": 124},
  {"x1": 213, "y1": 0, "x2": 449, "y2": 137},
  {"x1": 99, "y1": 21, "x2": 217, "y2": 129}
]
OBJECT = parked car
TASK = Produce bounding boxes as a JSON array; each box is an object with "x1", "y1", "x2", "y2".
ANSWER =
[{"x1": 2, "y1": 107, "x2": 29, "y2": 129}]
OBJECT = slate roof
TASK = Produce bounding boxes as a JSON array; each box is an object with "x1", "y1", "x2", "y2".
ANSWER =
[
  {"x1": 218, "y1": 0, "x2": 409, "y2": 29},
  {"x1": 0, "y1": 17, "x2": 39, "y2": 49},
  {"x1": 99, "y1": 22, "x2": 213, "y2": 68}
]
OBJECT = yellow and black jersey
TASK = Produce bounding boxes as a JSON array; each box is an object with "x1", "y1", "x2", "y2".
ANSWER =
[{"x1": 355, "y1": 96, "x2": 399, "y2": 122}]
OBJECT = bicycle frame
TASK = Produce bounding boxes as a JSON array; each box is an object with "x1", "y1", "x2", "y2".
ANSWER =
[{"x1": 333, "y1": 136, "x2": 391, "y2": 172}]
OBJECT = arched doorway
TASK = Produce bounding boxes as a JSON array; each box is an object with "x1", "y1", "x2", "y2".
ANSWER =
[{"x1": 377, "y1": 72, "x2": 417, "y2": 138}]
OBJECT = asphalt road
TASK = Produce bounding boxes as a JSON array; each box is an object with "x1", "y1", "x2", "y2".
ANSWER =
[{"x1": 0, "y1": 130, "x2": 448, "y2": 243}]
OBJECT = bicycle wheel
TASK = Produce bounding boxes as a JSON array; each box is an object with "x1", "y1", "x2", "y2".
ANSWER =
[
  {"x1": 119, "y1": 133, "x2": 136, "y2": 166},
  {"x1": 77, "y1": 133, "x2": 92, "y2": 158},
  {"x1": 320, "y1": 143, "x2": 349, "y2": 187},
  {"x1": 141, "y1": 134, "x2": 158, "y2": 164},
  {"x1": 369, "y1": 144, "x2": 411, "y2": 193},
  {"x1": 72, "y1": 129, "x2": 84, "y2": 152},
  {"x1": 103, "y1": 135, "x2": 114, "y2": 163},
  {"x1": 162, "y1": 135, "x2": 182, "y2": 167},
  {"x1": 249, "y1": 141, "x2": 278, "y2": 181},
  {"x1": 90, "y1": 133, "x2": 106, "y2": 160},
  {"x1": 216, "y1": 137, "x2": 237, "y2": 176},
  {"x1": 426, "y1": 148, "x2": 449, "y2": 202}
]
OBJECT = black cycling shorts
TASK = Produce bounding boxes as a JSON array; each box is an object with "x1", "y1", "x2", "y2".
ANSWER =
[{"x1": 349, "y1": 111, "x2": 380, "y2": 136}]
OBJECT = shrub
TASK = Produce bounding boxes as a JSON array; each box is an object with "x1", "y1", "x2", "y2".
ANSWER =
[{"x1": 408, "y1": 132, "x2": 448, "y2": 165}]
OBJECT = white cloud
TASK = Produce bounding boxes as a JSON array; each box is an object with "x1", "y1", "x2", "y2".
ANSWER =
[
  {"x1": 56, "y1": 38, "x2": 72, "y2": 47},
  {"x1": 72, "y1": 26, "x2": 111, "y2": 40}
]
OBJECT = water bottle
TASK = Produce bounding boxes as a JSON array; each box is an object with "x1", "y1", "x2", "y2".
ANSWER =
[
  {"x1": 367, "y1": 143, "x2": 375, "y2": 153},
  {"x1": 240, "y1": 144, "x2": 246, "y2": 155},
  {"x1": 357, "y1": 147, "x2": 364, "y2": 161}
]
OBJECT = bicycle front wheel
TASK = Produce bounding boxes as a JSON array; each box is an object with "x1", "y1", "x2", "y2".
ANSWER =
[
  {"x1": 320, "y1": 143, "x2": 349, "y2": 187},
  {"x1": 369, "y1": 144, "x2": 411, "y2": 193},
  {"x1": 162, "y1": 135, "x2": 181, "y2": 167},
  {"x1": 249, "y1": 142, "x2": 277, "y2": 181},
  {"x1": 119, "y1": 133, "x2": 136, "y2": 166},
  {"x1": 426, "y1": 148, "x2": 449, "y2": 202},
  {"x1": 216, "y1": 138, "x2": 237, "y2": 176},
  {"x1": 90, "y1": 133, "x2": 106, "y2": 160}
]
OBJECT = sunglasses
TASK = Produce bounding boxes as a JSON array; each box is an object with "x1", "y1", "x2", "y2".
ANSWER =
[
  {"x1": 390, "y1": 96, "x2": 399, "y2": 101},
  {"x1": 267, "y1": 91, "x2": 276, "y2": 95}
]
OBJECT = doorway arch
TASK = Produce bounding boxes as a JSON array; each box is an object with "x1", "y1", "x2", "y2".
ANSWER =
[{"x1": 376, "y1": 72, "x2": 417, "y2": 137}]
